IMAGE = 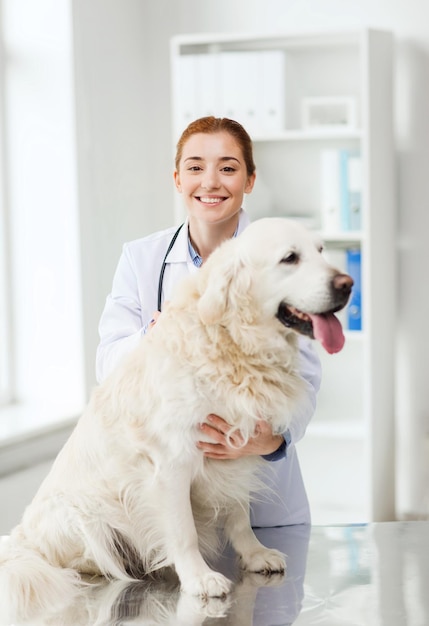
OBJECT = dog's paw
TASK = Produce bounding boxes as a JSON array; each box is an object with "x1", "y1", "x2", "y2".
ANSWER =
[
  {"x1": 182, "y1": 571, "x2": 233, "y2": 598},
  {"x1": 240, "y1": 547, "x2": 286, "y2": 575}
]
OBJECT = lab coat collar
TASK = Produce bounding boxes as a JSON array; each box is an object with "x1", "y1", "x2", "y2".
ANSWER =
[{"x1": 165, "y1": 209, "x2": 250, "y2": 265}]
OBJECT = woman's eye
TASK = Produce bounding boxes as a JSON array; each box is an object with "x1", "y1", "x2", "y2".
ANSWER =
[
  {"x1": 281, "y1": 252, "x2": 299, "y2": 264},
  {"x1": 188, "y1": 166, "x2": 202, "y2": 172},
  {"x1": 221, "y1": 166, "x2": 236, "y2": 173}
]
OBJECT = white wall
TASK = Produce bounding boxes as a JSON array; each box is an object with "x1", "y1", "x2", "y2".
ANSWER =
[
  {"x1": 72, "y1": 1, "x2": 181, "y2": 392},
  {"x1": 72, "y1": 0, "x2": 429, "y2": 519}
]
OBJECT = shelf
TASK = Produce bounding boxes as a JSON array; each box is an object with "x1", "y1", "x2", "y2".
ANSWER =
[
  {"x1": 171, "y1": 29, "x2": 362, "y2": 54},
  {"x1": 344, "y1": 330, "x2": 365, "y2": 342},
  {"x1": 171, "y1": 28, "x2": 395, "y2": 521},
  {"x1": 321, "y1": 231, "x2": 364, "y2": 246},
  {"x1": 252, "y1": 129, "x2": 362, "y2": 143}
]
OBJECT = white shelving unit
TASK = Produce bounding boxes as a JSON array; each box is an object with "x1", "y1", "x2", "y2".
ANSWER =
[{"x1": 170, "y1": 29, "x2": 395, "y2": 522}]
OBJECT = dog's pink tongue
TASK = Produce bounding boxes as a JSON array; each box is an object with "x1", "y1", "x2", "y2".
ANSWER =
[{"x1": 309, "y1": 313, "x2": 345, "y2": 354}]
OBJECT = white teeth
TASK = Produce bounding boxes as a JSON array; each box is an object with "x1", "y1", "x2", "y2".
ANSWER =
[{"x1": 199, "y1": 196, "x2": 223, "y2": 204}]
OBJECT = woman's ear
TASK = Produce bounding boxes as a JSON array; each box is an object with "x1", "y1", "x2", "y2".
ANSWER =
[
  {"x1": 245, "y1": 171, "x2": 256, "y2": 194},
  {"x1": 173, "y1": 170, "x2": 182, "y2": 192}
]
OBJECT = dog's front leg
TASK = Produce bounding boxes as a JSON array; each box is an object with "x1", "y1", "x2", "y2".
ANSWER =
[
  {"x1": 159, "y1": 464, "x2": 232, "y2": 598},
  {"x1": 224, "y1": 501, "x2": 286, "y2": 575}
]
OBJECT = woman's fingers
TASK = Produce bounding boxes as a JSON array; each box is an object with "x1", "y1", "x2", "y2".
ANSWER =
[
  {"x1": 198, "y1": 415, "x2": 245, "y2": 455},
  {"x1": 148, "y1": 310, "x2": 161, "y2": 331},
  {"x1": 198, "y1": 416, "x2": 283, "y2": 459}
]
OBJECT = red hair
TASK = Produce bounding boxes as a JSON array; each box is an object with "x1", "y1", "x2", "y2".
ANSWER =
[{"x1": 175, "y1": 116, "x2": 256, "y2": 177}]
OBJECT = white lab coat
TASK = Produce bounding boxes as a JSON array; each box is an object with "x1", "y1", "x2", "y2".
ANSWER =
[{"x1": 96, "y1": 210, "x2": 321, "y2": 526}]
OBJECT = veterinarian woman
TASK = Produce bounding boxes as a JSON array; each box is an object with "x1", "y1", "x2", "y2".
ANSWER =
[{"x1": 96, "y1": 116, "x2": 321, "y2": 527}]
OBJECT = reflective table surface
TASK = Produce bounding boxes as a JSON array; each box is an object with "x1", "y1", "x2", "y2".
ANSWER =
[{"x1": 5, "y1": 521, "x2": 429, "y2": 625}]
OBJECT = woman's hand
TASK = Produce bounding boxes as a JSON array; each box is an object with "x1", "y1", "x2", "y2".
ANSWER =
[
  {"x1": 148, "y1": 310, "x2": 161, "y2": 331},
  {"x1": 148, "y1": 301, "x2": 171, "y2": 331},
  {"x1": 197, "y1": 414, "x2": 284, "y2": 459}
]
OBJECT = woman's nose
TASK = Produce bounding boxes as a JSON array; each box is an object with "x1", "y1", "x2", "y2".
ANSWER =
[{"x1": 201, "y1": 168, "x2": 220, "y2": 190}]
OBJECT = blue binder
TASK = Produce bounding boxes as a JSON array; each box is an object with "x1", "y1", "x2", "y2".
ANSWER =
[{"x1": 346, "y1": 249, "x2": 362, "y2": 331}]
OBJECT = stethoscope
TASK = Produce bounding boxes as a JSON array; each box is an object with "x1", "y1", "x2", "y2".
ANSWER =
[{"x1": 157, "y1": 223, "x2": 184, "y2": 311}]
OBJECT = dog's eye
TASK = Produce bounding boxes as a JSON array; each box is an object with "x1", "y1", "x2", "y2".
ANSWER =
[{"x1": 281, "y1": 252, "x2": 299, "y2": 265}]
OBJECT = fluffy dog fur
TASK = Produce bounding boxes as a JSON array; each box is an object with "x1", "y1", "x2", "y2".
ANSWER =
[{"x1": 0, "y1": 218, "x2": 352, "y2": 623}]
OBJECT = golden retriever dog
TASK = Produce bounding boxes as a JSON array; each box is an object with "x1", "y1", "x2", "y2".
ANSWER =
[{"x1": 0, "y1": 218, "x2": 352, "y2": 623}]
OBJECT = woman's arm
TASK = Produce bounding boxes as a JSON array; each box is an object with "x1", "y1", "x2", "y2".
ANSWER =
[
  {"x1": 96, "y1": 244, "x2": 152, "y2": 383},
  {"x1": 287, "y1": 337, "x2": 322, "y2": 445}
]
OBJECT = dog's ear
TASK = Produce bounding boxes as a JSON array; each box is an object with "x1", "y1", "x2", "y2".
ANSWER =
[
  {"x1": 197, "y1": 256, "x2": 235, "y2": 325},
  {"x1": 197, "y1": 248, "x2": 252, "y2": 326}
]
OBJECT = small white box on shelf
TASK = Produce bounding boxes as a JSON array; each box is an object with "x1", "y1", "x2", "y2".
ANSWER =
[{"x1": 302, "y1": 96, "x2": 357, "y2": 131}]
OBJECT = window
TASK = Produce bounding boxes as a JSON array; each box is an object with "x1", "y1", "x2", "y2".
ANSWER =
[
  {"x1": 0, "y1": 182, "x2": 11, "y2": 406},
  {"x1": 0, "y1": 0, "x2": 85, "y2": 443},
  {"x1": 0, "y1": 7, "x2": 11, "y2": 407}
]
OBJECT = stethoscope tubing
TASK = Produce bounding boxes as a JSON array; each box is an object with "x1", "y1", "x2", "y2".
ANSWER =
[{"x1": 157, "y1": 223, "x2": 184, "y2": 311}]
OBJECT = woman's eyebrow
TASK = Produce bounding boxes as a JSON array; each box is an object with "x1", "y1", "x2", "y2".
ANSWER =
[
  {"x1": 219, "y1": 156, "x2": 240, "y2": 163},
  {"x1": 184, "y1": 156, "x2": 240, "y2": 163}
]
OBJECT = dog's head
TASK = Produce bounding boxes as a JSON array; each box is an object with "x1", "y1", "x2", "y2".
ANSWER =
[{"x1": 197, "y1": 218, "x2": 353, "y2": 354}]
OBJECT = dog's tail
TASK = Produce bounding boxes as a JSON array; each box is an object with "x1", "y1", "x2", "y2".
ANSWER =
[{"x1": 0, "y1": 535, "x2": 82, "y2": 624}]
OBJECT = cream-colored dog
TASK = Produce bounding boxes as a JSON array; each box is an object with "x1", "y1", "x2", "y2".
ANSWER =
[{"x1": 0, "y1": 218, "x2": 352, "y2": 623}]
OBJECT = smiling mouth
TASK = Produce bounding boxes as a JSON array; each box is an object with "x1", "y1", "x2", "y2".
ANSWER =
[
  {"x1": 196, "y1": 196, "x2": 227, "y2": 204},
  {"x1": 276, "y1": 303, "x2": 346, "y2": 354}
]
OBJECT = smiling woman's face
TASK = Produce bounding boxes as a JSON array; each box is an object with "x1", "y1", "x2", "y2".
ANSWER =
[{"x1": 174, "y1": 131, "x2": 255, "y2": 228}]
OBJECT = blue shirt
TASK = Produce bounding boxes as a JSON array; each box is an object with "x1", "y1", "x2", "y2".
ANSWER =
[{"x1": 187, "y1": 225, "x2": 238, "y2": 267}]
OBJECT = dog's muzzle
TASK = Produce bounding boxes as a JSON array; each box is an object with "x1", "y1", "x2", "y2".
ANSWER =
[{"x1": 276, "y1": 272, "x2": 354, "y2": 354}]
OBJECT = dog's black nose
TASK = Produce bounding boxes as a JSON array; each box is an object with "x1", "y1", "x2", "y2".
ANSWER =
[{"x1": 333, "y1": 273, "x2": 354, "y2": 296}]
